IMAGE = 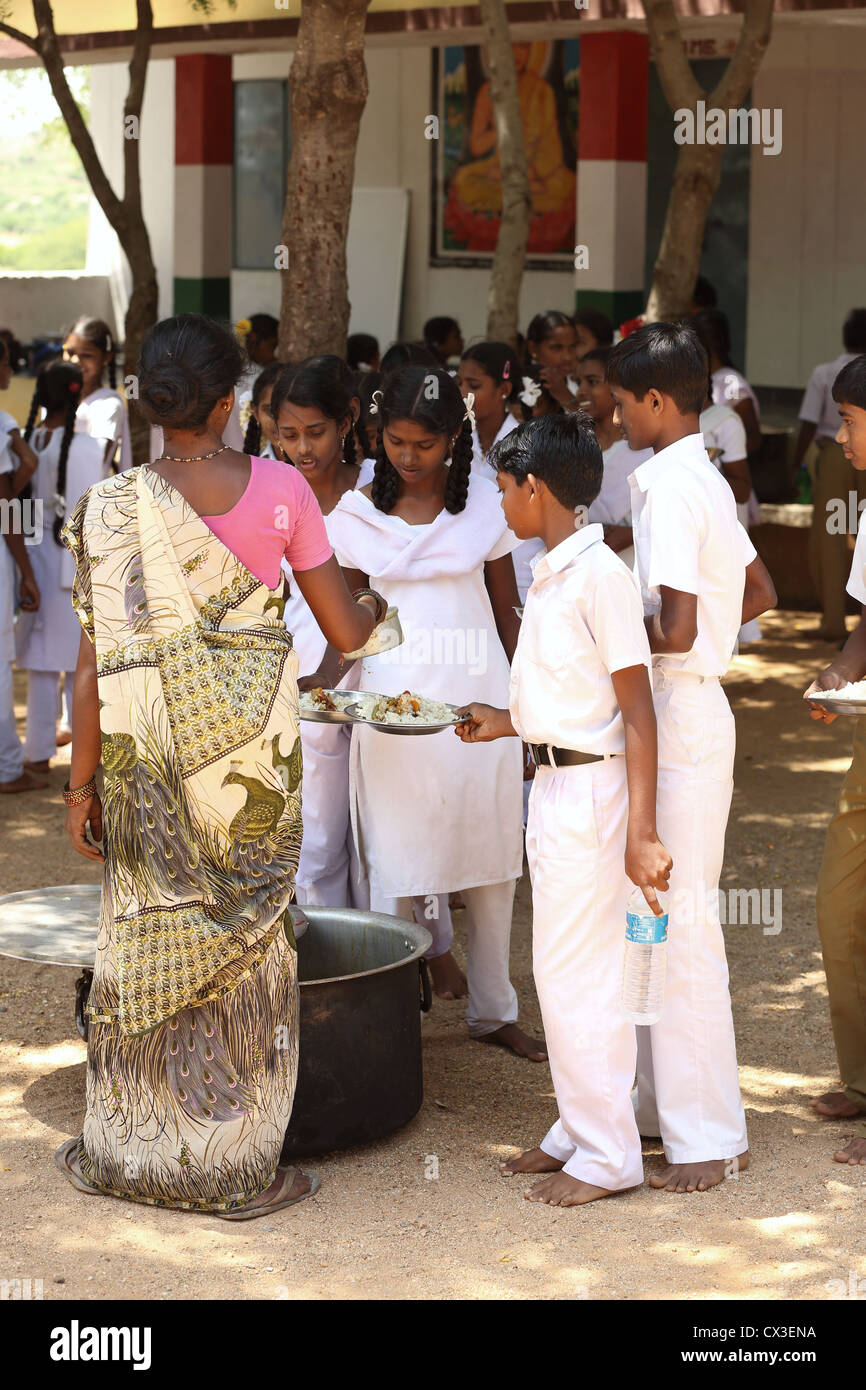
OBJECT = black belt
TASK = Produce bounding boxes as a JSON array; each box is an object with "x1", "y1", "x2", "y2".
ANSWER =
[{"x1": 528, "y1": 743, "x2": 618, "y2": 768}]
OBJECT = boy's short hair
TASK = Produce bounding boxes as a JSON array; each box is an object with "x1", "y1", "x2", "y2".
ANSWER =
[
  {"x1": 573, "y1": 308, "x2": 614, "y2": 346},
  {"x1": 832, "y1": 354, "x2": 866, "y2": 411},
  {"x1": 423, "y1": 316, "x2": 460, "y2": 345},
  {"x1": 579, "y1": 344, "x2": 612, "y2": 369},
  {"x1": 248, "y1": 313, "x2": 278, "y2": 341},
  {"x1": 692, "y1": 275, "x2": 718, "y2": 310},
  {"x1": 490, "y1": 412, "x2": 602, "y2": 511},
  {"x1": 607, "y1": 321, "x2": 708, "y2": 416},
  {"x1": 843, "y1": 310, "x2": 866, "y2": 355}
]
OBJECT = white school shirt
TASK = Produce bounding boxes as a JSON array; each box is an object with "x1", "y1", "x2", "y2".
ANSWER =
[
  {"x1": 799, "y1": 353, "x2": 857, "y2": 440},
  {"x1": 629, "y1": 432, "x2": 757, "y2": 678},
  {"x1": 0, "y1": 426, "x2": 15, "y2": 665},
  {"x1": 509, "y1": 523, "x2": 651, "y2": 755},
  {"x1": 588, "y1": 439, "x2": 652, "y2": 574},
  {"x1": 846, "y1": 508, "x2": 866, "y2": 606},
  {"x1": 471, "y1": 413, "x2": 518, "y2": 481},
  {"x1": 711, "y1": 367, "x2": 760, "y2": 419},
  {"x1": 75, "y1": 387, "x2": 132, "y2": 476}
]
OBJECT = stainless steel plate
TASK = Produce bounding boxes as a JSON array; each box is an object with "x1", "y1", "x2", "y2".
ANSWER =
[
  {"x1": 806, "y1": 693, "x2": 866, "y2": 716},
  {"x1": 343, "y1": 701, "x2": 463, "y2": 736},
  {"x1": 0, "y1": 884, "x2": 101, "y2": 967},
  {"x1": 299, "y1": 690, "x2": 366, "y2": 724}
]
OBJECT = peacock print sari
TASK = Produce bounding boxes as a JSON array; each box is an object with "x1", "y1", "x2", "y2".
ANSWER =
[{"x1": 60, "y1": 465, "x2": 304, "y2": 1212}]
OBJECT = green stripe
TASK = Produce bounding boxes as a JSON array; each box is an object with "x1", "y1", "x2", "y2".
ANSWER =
[
  {"x1": 173, "y1": 277, "x2": 231, "y2": 318},
  {"x1": 574, "y1": 288, "x2": 645, "y2": 327}
]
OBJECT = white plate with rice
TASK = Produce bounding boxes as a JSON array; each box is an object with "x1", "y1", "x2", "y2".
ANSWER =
[
  {"x1": 298, "y1": 689, "x2": 376, "y2": 724},
  {"x1": 343, "y1": 691, "x2": 463, "y2": 736},
  {"x1": 806, "y1": 680, "x2": 866, "y2": 716}
]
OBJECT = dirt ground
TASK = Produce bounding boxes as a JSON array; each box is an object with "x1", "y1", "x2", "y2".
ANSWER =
[{"x1": 1, "y1": 609, "x2": 865, "y2": 1302}]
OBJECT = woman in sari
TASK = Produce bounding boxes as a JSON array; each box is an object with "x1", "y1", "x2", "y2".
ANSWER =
[{"x1": 55, "y1": 314, "x2": 387, "y2": 1219}]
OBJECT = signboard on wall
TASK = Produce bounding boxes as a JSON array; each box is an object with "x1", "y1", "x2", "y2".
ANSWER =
[{"x1": 430, "y1": 39, "x2": 579, "y2": 270}]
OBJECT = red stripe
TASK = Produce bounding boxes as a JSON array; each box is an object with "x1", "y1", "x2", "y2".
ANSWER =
[
  {"x1": 578, "y1": 31, "x2": 649, "y2": 163},
  {"x1": 175, "y1": 54, "x2": 233, "y2": 166}
]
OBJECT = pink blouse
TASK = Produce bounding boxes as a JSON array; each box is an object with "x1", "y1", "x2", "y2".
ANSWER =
[{"x1": 201, "y1": 455, "x2": 333, "y2": 590}]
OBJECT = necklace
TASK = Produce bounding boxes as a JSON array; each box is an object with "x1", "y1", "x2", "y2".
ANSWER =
[{"x1": 155, "y1": 445, "x2": 228, "y2": 463}]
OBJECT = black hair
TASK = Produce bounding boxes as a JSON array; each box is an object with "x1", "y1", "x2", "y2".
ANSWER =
[
  {"x1": 459, "y1": 340, "x2": 522, "y2": 405},
  {"x1": 515, "y1": 362, "x2": 558, "y2": 424},
  {"x1": 380, "y1": 340, "x2": 439, "y2": 376},
  {"x1": 242, "y1": 361, "x2": 284, "y2": 455},
  {"x1": 347, "y1": 333, "x2": 379, "y2": 371},
  {"x1": 138, "y1": 314, "x2": 245, "y2": 431},
  {"x1": 692, "y1": 275, "x2": 718, "y2": 310},
  {"x1": 607, "y1": 321, "x2": 708, "y2": 417},
  {"x1": 354, "y1": 369, "x2": 383, "y2": 460},
  {"x1": 270, "y1": 354, "x2": 359, "y2": 471},
  {"x1": 65, "y1": 316, "x2": 117, "y2": 389},
  {"x1": 843, "y1": 310, "x2": 866, "y2": 355},
  {"x1": 0, "y1": 337, "x2": 7, "y2": 367},
  {"x1": 832, "y1": 355, "x2": 866, "y2": 411},
  {"x1": 525, "y1": 310, "x2": 574, "y2": 356},
  {"x1": 371, "y1": 365, "x2": 472, "y2": 515},
  {"x1": 247, "y1": 313, "x2": 278, "y2": 342},
  {"x1": 690, "y1": 309, "x2": 733, "y2": 369},
  {"x1": 423, "y1": 316, "x2": 461, "y2": 346},
  {"x1": 573, "y1": 308, "x2": 614, "y2": 347},
  {"x1": 490, "y1": 412, "x2": 603, "y2": 512},
  {"x1": 23, "y1": 360, "x2": 84, "y2": 545},
  {"x1": 579, "y1": 344, "x2": 612, "y2": 369}
]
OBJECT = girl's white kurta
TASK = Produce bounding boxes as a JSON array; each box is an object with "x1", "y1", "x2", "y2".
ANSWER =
[
  {"x1": 0, "y1": 412, "x2": 18, "y2": 666},
  {"x1": 327, "y1": 474, "x2": 524, "y2": 898},
  {"x1": 14, "y1": 430, "x2": 104, "y2": 672},
  {"x1": 75, "y1": 388, "x2": 132, "y2": 476}
]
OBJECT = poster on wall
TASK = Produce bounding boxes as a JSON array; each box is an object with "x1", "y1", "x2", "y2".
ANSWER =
[{"x1": 430, "y1": 39, "x2": 579, "y2": 270}]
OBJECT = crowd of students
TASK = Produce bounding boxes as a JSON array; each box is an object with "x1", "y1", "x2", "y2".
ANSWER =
[{"x1": 5, "y1": 294, "x2": 866, "y2": 1207}]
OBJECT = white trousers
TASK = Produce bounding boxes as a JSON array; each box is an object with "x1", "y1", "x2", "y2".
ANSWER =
[
  {"x1": 0, "y1": 659, "x2": 23, "y2": 781},
  {"x1": 24, "y1": 671, "x2": 73, "y2": 763},
  {"x1": 526, "y1": 758, "x2": 644, "y2": 1191},
  {"x1": 632, "y1": 672, "x2": 748, "y2": 1163},
  {"x1": 295, "y1": 721, "x2": 365, "y2": 908},
  {"x1": 372, "y1": 880, "x2": 518, "y2": 1037}
]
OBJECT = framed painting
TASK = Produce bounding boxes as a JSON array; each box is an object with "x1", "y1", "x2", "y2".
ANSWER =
[{"x1": 430, "y1": 39, "x2": 579, "y2": 270}]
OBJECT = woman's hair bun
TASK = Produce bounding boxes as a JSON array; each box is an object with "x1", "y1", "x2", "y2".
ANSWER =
[{"x1": 138, "y1": 313, "x2": 245, "y2": 429}]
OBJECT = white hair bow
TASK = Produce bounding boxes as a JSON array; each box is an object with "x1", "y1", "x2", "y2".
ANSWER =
[
  {"x1": 463, "y1": 391, "x2": 477, "y2": 431},
  {"x1": 519, "y1": 377, "x2": 542, "y2": 407},
  {"x1": 52, "y1": 492, "x2": 66, "y2": 519},
  {"x1": 368, "y1": 389, "x2": 384, "y2": 416}
]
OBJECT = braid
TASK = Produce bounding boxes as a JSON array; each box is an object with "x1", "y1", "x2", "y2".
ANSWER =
[
  {"x1": 444, "y1": 418, "x2": 472, "y2": 514},
  {"x1": 243, "y1": 413, "x2": 262, "y2": 455},
  {"x1": 108, "y1": 357, "x2": 117, "y2": 390},
  {"x1": 355, "y1": 413, "x2": 373, "y2": 461},
  {"x1": 371, "y1": 431, "x2": 400, "y2": 513},
  {"x1": 53, "y1": 392, "x2": 79, "y2": 544},
  {"x1": 342, "y1": 421, "x2": 358, "y2": 469},
  {"x1": 23, "y1": 384, "x2": 40, "y2": 443}
]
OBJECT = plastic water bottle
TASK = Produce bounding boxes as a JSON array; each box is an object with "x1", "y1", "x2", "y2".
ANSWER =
[{"x1": 621, "y1": 888, "x2": 668, "y2": 1025}]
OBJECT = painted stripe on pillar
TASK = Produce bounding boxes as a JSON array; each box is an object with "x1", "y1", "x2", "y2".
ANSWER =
[
  {"x1": 174, "y1": 54, "x2": 233, "y2": 318},
  {"x1": 175, "y1": 54, "x2": 233, "y2": 166},
  {"x1": 173, "y1": 278, "x2": 231, "y2": 318}
]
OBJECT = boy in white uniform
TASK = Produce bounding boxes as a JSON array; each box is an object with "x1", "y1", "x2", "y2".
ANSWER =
[
  {"x1": 456, "y1": 413, "x2": 672, "y2": 1206},
  {"x1": 608, "y1": 322, "x2": 776, "y2": 1194}
]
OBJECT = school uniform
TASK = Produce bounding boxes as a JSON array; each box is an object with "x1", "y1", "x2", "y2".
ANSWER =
[
  {"x1": 472, "y1": 414, "x2": 544, "y2": 605},
  {"x1": 814, "y1": 510, "x2": 866, "y2": 1133},
  {"x1": 75, "y1": 387, "x2": 132, "y2": 476},
  {"x1": 327, "y1": 473, "x2": 524, "y2": 1036},
  {"x1": 14, "y1": 429, "x2": 104, "y2": 762},
  {"x1": 514, "y1": 523, "x2": 650, "y2": 1190},
  {"x1": 629, "y1": 432, "x2": 752, "y2": 1163},
  {"x1": 0, "y1": 425, "x2": 23, "y2": 781},
  {"x1": 700, "y1": 402, "x2": 761, "y2": 643},
  {"x1": 588, "y1": 439, "x2": 652, "y2": 572}
]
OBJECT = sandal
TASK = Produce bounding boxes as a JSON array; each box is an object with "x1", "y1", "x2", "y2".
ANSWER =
[
  {"x1": 55, "y1": 1138, "x2": 102, "y2": 1195},
  {"x1": 217, "y1": 1165, "x2": 321, "y2": 1221}
]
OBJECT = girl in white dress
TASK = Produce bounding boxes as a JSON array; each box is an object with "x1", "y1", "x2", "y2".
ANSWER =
[
  {"x1": 16, "y1": 362, "x2": 104, "y2": 770},
  {"x1": 328, "y1": 365, "x2": 545, "y2": 1059},
  {"x1": 242, "y1": 361, "x2": 284, "y2": 461},
  {"x1": 62, "y1": 317, "x2": 132, "y2": 477},
  {"x1": 270, "y1": 355, "x2": 376, "y2": 909}
]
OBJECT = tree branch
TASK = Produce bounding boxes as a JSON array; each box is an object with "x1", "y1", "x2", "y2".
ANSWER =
[
  {"x1": 642, "y1": 0, "x2": 701, "y2": 112},
  {"x1": 123, "y1": 0, "x2": 154, "y2": 215},
  {"x1": 0, "y1": 18, "x2": 41, "y2": 51},
  {"x1": 710, "y1": 0, "x2": 774, "y2": 110}
]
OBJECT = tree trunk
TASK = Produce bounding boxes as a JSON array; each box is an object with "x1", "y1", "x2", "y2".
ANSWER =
[
  {"x1": 279, "y1": 0, "x2": 371, "y2": 362},
  {"x1": 642, "y1": 0, "x2": 773, "y2": 321},
  {"x1": 478, "y1": 0, "x2": 531, "y2": 347},
  {"x1": 1, "y1": 0, "x2": 161, "y2": 464}
]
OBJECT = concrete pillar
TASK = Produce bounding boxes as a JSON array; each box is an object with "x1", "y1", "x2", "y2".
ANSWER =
[{"x1": 173, "y1": 54, "x2": 233, "y2": 318}]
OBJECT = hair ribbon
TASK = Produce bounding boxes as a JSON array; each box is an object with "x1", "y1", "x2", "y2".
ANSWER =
[
  {"x1": 368, "y1": 389, "x2": 384, "y2": 416},
  {"x1": 463, "y1": 391, "x2": 477, "y2": 431}
]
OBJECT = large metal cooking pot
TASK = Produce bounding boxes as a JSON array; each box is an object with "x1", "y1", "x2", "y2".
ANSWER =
[{"x1": 282, "y1": 907, "x2": 432, "y2": 1158}]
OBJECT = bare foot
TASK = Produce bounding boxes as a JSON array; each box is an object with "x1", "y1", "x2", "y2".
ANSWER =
[
  {"x1": 427, "y1": 950, "x2": 467, "y2": 1000},
  {"x1": 234, "y1": 1167, "x2": 312, "y2": 1211},
  {"x1": 649, "y1": 1149, "x2": 749, "y2": 1193},
  {"x1": 500, "y1": 1146, "x2": 564, "y2": 1176},
  {"x1": 833, "y1": 1137, "x2": 866, "y2": 1165},
  {"x1": 526, "y1": 1172, "x2": 616, "y2": 1206},
  {"x1": 23, "y1": 759, "x2": 51, "y2": 774},
  {"x1": 0, "y1": 770, "x2": 48, "y2": 794},
  {"x1": 56, "y1": 727, "x2": 73, "y2": 747},
  {"x1": 811, "y1": 1091, "x2": 863, "y2": 1120},
  {"x1": 479, "y1": 1023, "x2": 547, "y2": 1062}
]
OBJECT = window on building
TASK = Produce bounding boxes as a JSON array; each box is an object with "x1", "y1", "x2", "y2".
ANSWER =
[{"x1": 233, "y1": 79, "x2": 290, "y2": 270}]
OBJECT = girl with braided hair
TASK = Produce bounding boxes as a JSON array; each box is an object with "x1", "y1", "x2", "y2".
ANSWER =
[
  {"x1": 15, "y1": 361, "x2": 103, "y2": 773},
  {"x1": 62, "y1": 317, "x2": 132, "y2": 476},
  {"x1": 242, "y1": 360, "x2": 284, "y2": 459},
  {"x1": 328, "y1": 366, "x2": 546, "y2": 1058},
  {"x1": 269, "y1": 354, "x2": 376, "y2": 907}
]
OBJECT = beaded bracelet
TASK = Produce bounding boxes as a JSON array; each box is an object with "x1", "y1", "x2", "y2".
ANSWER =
[
  {"x1": 352, "y1": 588, "x2": 388, "y2": 626},
  {"x1": 62, "y1": 777, "x2": 97, "y2": 807}
]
